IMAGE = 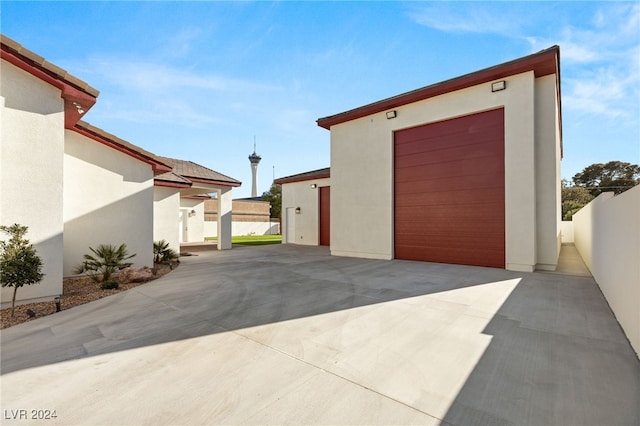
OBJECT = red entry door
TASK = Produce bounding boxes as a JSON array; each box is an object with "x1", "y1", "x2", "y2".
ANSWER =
[{"x1": 319, "y1": 186, "x2": 330, "y2": 246}]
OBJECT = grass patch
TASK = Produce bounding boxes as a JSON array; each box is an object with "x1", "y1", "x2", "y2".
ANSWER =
[{"x1": 205, "y1": 235, "x2": 282, "y2": 246}]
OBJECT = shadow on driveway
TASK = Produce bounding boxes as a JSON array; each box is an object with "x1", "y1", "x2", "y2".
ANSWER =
[{"x1": 2, "y1": 244, "x2": 638, "y2": 424}]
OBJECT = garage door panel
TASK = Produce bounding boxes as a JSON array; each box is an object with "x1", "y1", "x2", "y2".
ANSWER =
[
  {"x1": 395, "y1": 187, "x2": 504, "y2": 207},
  {"x1": 395, "y1": 227, "x2": 505, "y2": 241},
  {"x1": 396, "y1": 145, "x2": 503, "y2": 177},
  {"x1": 394, "y1": 108, "x2": 505, "y2": 268},
  {"x1": 394, "y1": 175, "x2": 504, "y2": 196},
  {"x1": 395, "y1": 221, "x2": 504, "y2": 237},
  {"x1": 395, "y1": 129, "x2": 503, "y2": 158},
  {"x1": 398, "y1": 238, "x2": 503, "y2": 256},
  {"x1": 396, "y1": 182, "x2": 503, "y2": 202},
  {"x1": 396, "y1": 142, "x2": 502, "y2": 170},
  {"x1": 395, "y1": 113, "x2": 501, "y2": 143},
  {"x1": 395, "y1": 245, "x2": 505, "y2": 268},
  {"x1": 395, "y1": 213, "x2": 504, "y2": 229}
]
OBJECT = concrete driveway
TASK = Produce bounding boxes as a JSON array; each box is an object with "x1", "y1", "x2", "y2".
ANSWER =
[{"x1": 1, "y1": 245, "x2": 638, "y2": 425}]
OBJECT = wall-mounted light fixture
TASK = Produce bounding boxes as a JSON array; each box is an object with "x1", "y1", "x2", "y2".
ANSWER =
[
  {"x1": 491, "y1": 80, "x2": 506, "y2": 92},
  {"x1": 295, "y1": 207, "x2": 301, "y2": 214},
  {"x1": 386, "y1": 110, "x2": 397, "y2": 119},
  {"x1": 310, "y1": 184, "x2": 317, "y2": 189},
  {"x1": 73, "y1": 101, "x2": 85, "y2": 115},
  {"x1": 189, "y1": 209, "x2": 196, "y2": 217}
]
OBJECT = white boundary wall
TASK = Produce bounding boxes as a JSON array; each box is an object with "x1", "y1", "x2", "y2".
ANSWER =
[
  {"x1": 204, "y1": 221, "x2": 280, "y2": 238},
  {"x1": 560, "y1": 221, "x2": 574, "y2": 243},
  {"x1": 573, "y1": 187, "x2": 640, "y2": 356}
]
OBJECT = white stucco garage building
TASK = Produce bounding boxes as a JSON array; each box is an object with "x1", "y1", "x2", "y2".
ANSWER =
[{"x1": 280, "y1": 46, "x2": 562, "y2": 272}]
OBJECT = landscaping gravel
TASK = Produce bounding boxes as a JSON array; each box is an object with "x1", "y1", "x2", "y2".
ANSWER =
[{"x1": 1, "y1": 264, "x2": 175, "y2": 329}]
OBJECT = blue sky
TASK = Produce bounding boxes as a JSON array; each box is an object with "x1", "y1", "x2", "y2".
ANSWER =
[{"x1": 2, "y1": 1, "x2": 638, "y2": 198}]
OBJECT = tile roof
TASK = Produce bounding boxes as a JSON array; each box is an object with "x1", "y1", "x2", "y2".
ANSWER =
[
  {"x1": 153, "y1": 171, "x2": 192, "y2": 186},
  {"x1": 74, "y1": 121, "x2": 172, "y2": 175},
  {"x1": 1, "y1": 35, "x2": 100, "y2": 97},
  {"x1": 159, "y1": 157, "x2": 242, "y2": 187},
  {"x1": 2, "y1": 34, "x2": 100, "y2": 128}
]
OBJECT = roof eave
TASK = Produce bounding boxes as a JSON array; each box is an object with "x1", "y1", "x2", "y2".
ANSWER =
[
  {"x1": 317, "y1": 46, "x2": 560, "y2": 130},
  {"x1": 73, "y1": 122, "x2": 172, "y2": 174},
  {"x1": 187, "y1": 176, "x2": 242, "y2": 188},
  {"x1": 1, "y1": 37, "x2": 100, "y2": 129},
  {"x1": 274, "y1": 167, "x2": 331, "y2": 184},
  {"x1": 154, "y1": 180, "x2": 192, "y2": 189}
]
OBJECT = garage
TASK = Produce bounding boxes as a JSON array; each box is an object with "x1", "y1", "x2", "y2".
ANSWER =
[{"x1": 394, "y1": 108, "x2": 505, "y2": 268}]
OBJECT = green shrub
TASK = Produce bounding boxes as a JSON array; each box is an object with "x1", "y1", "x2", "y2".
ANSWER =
[
  {"x1": 0, "y1": 224, "x2": 45, "y2": 317},
  {"x1": 74, "y1": 243, "x2": 135, "y2": 283},
  {"x1": 153, "y1": 240, "x2": 179, "y2": 264},
  {"x1": 100, "y1": 280, "x2": 119, "y2": 290}
]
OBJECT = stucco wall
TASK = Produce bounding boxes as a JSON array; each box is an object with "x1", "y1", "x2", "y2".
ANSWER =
[
  {"x1": 1, "y1": 61, "x2": 65, "y2": 307},
  {"x1": 573, "y1": 188, "x2": 640, "y2": 356},
  {"x1": 330, "y1": 71, "x2": 559, "y2": 271},
  {"x1": 204, "y1": 221, "x2": 279, "y2": 237},
  {"x1": 63, "y1": 130, "x2": 154, "y2": 276},
  {"x1": 534, "y1": 74, "x2": 562, "y2": 270},
  {"x1": 204, "y1": 199, "x2": 272, "y2": 222},
  {"x1": 153, "y1": 186, "x2": 181, "y2": 253},
  {"x1": 180, "y1": 198, "x2": 205, "y2": 243},
  {"x1": 560, "y1": 221, "x2": 574, "y2": 243},
  {"x1": 281, "y1": 178, "x2": 330, "y2": 246}
]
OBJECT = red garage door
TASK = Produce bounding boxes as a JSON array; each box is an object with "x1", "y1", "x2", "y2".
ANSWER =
[{"x1": 394, "y1": 108, "x2": 505, "y2": 268}]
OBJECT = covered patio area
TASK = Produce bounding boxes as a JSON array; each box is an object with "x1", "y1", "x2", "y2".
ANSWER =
[{"x1": 154, "y1": 157, "x2": 241, "y2": 252}]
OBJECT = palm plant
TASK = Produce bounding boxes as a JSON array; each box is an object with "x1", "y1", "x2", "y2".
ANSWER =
[
  {"x1": 153, "y1": 240, "x2": 179, "y2": 264},
  {"x1": 74, "y1": 243, "x2": 136, "y2": 285}
]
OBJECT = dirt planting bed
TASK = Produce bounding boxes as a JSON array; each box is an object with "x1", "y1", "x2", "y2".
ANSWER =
[{"x1": 1, "y1": 264, "x2": 176, "y2": 329}]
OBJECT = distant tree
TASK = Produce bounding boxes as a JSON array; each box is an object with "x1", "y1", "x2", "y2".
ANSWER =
[
  {"x1": 262, "y1": 183, "x2": 282, "y2": 219},
  {"x1": 561, "y1": 180, "x2": 594, "y2": 220},
  {"x1": 0, "y1": 224, "x2": 44, "y2": 317},
  {"x1": 572, "y1": 161, "x2": 640, "y2": 197}
]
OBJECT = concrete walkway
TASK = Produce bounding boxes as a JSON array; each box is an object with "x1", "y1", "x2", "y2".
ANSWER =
[
  {"x1": 549, "y1": 243, "x2": 593, "y2": 277},
  {"x1": 1, "y1": 245, "x2": 638, "y2": 425}
]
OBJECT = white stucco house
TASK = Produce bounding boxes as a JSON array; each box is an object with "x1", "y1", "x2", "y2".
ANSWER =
[
  {"x1": 154, "y1": 157, "x2": 241, "y2": 252},
  {"x1": 278, "y1": 46, "x2": 562, "y2": 273},
  {"x1": 1, "y1": 35, "x2": 239, "y2": 307},
  {"x1": 64, "y1": 122, "x2": 173, "y2": 278}
]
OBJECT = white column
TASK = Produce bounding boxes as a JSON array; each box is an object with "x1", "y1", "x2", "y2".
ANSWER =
[{"x1": 217, "y1": 187, "x2": 233, "y2": 250}]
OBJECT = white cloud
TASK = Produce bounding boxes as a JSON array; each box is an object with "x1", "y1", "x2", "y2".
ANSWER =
[
  {"x1": 527, "y1": 36, "x2": 599, "y2": 64},
  {"x1": 564, "y1": 68, "x2": 638, "y2": 120},
  {"x1": 550, "y1": 5, "x2": 639, "y2": 124},
  {"x1": 61, "y1": 51, "x2": 282, "y2": 128},
  {"x1": 408, "y1": 4, "x2": 522, "y2": 36},
  {"x1": 408, "y1": 2, "x2": 639, "y2": 128},
  {"x1": 81, "y1": 56, "x2": 278, "y2": 94}
]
